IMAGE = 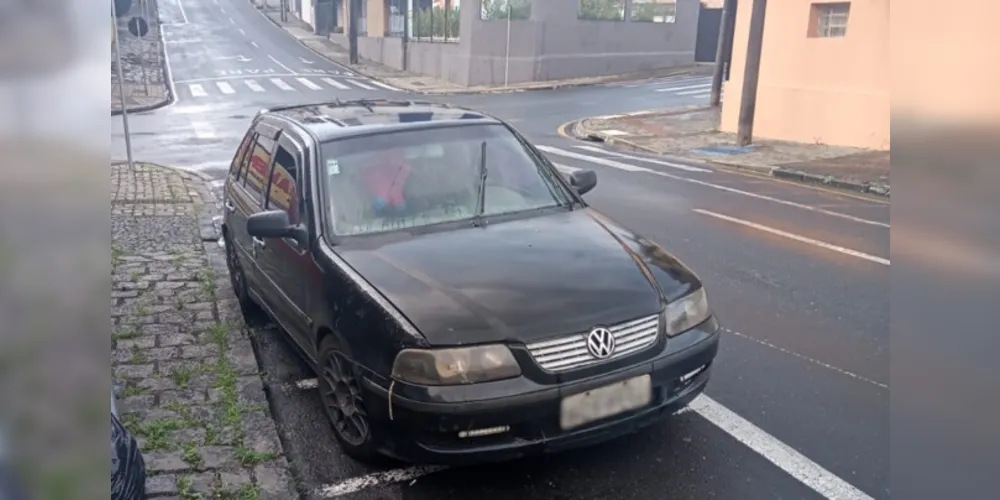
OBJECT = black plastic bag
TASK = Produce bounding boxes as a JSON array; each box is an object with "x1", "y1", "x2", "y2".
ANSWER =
[{"x1": 111, "y1": 412, "x2": 146, "y2": 500}]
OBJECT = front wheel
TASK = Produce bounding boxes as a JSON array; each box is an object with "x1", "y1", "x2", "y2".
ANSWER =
[{"x1": 318, "y1": 335, "x2": 382, "y2": 462}]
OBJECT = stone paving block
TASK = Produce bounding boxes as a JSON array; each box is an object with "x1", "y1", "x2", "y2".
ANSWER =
[{"x1": 111, "y1": 163, "x2": 297, "y2": 499}]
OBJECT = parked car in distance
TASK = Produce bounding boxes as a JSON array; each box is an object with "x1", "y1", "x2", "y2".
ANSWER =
[{"x1": 222, "y1": 99, "x2": 720, "y2": 465}]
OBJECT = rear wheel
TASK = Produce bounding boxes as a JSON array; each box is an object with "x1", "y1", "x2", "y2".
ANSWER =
[
  {"x1": 318, "y1": 335, "x2": 382, "y2": 462},
  {"x1": 224, "y1": 232, "x2": 262, "y2": 318}
]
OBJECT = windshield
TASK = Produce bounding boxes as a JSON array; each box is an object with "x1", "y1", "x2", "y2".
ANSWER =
[{"x1": 321, "y1": 124, "x2": 572, "y2": 236}]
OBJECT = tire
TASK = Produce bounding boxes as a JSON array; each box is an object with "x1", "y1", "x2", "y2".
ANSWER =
[
  {"x1": 223, "y1": 231, "x2": 263, "y2": 319},
  {"x1": 317, "y1": 335, "x2": 382, "y2": 462}
]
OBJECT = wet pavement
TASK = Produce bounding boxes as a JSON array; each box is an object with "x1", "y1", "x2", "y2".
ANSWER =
[{"x1": 113, "y1": 2, "x2": 889, "y2": 498}]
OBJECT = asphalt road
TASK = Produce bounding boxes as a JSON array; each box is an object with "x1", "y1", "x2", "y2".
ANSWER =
[{"x1": 112, "y1": 2, "x2": 889, "y2": 498}]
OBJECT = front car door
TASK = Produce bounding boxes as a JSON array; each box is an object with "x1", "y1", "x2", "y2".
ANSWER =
[
  {"x1": 233, "y1": 120, "x2": 282, "y2": 298},
  {"x1": 224, "y1": 128, "x2": 259, "y2": 276}
]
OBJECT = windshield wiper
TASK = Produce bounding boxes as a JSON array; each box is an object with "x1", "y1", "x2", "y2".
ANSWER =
[{"x1": 472, "y1": 141, "x2": 488, "y2": 227}]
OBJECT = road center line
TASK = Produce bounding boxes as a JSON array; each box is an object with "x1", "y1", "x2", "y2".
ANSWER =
[
  {"x1": 693, "y1": 209, "x2": 889, "y2": 265},
  {"x1": 722, "y1": 328, "x2": 888, "y2": 389},
  {"x1": 690, "y1": 395, "x2": 874, "y2": 500}
]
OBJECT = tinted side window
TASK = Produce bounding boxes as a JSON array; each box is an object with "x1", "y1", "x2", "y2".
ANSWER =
[
  {"x1": 230, "y1": 131, "x2": 255, "y2": 182},
  {"x1": 266, "y1": 146, "x2": 301, "y2": 225},
  {"x1": 245, "y1": 134, "x2": 277, "y2": 203}
]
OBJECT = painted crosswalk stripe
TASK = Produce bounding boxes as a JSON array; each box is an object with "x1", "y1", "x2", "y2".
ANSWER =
[
  {"x1": 572, "y1": 145, "x2": 712, "y2": 173},
  {"x1": 297, "y1": 77, "x2": 323, "y2": 90},
  {"x1": 216, "y1": 81, "x2": 235, "y2": 94},
  {"x1": 678, "y1": 88, "x2": 713, "y2": 95},
  {"x1": 656, "y1": 83, "x2": 711, "y2": 92},
  {"x1": 347, "y1": 80, "x2": 376, "y2": 90},
  {"x1": 244, "y1": 79, "x2": 265, "y2": 92},
  {"x1": 535, "y1": 145, "x2": 650, "y2": 172},
  {"x1": 368, "y1": 80, "x2": 401, "y2": 91},
  {"x1": 188, "y1": 83, "x2": 207, "y2": 97},
  {"x1": 553, "y1": 163, "x2": 581, "y2": 175},
  {"x1": 321, "y1": 77, "x2": 350, "y2": 89},
  {"x1": 270, "y1": 78, "x2": 295, "y2": 91}
]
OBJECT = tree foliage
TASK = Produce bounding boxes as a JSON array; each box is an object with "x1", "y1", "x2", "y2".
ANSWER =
[
  {"x1": 480, "y1": 0, "x2": 532, "y2": 21},
  {"x1": 578, "y1": 0, "x2": 624, "y2": 21}
]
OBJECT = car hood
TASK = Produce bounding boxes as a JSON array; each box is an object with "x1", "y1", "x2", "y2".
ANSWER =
[{"x1": 336, "y1": 209, "x2": 700, "y2": 345}]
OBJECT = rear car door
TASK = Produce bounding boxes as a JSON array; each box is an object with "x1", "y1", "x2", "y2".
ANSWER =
[
  {"x1": 224, "y1": 128, "x2": 258, "y2": 268},
  {"x1": 257, "y1": 132, "x2": 314, "y2": 347},
  {"x1": 234, "y1": 121, "x2": 282, "y2": 295}
]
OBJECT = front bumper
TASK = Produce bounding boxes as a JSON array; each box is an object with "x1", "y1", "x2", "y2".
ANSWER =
[{"x1": 359, "y1": 319, "x2": 721, "y2": 465}]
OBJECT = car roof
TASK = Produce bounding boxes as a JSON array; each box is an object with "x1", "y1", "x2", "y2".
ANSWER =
[{"x1": 258, "y1": 99, "x2": 503, "y2": 141}]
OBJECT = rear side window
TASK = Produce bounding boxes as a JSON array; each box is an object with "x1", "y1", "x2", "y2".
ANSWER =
[
  {"x1": 245, "y1": 134, "x2": 277, "y2": 203},
  {"x1": 266, "y1": 146, "x2": 301, "y2": 225},
  {"x1": 230, "y1": 132, "x2": 256, "y2": 183}
]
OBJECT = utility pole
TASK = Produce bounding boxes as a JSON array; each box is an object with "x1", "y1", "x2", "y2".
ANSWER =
[
  {"x1": 348, "y1": 0, "x2": 359, "y2": 64},
  {"x1": 736, "y1": 0, "x2": 767, "y2": 146},
  {"x1": 709, "y1": 0, "x2": 736, "y2": 107},
  {"x1": 111, "y1": 0, "x2": 135, "y2": 170},
  {"x1": 503, "y1": 0, "x2": 512, "y2": 87}
]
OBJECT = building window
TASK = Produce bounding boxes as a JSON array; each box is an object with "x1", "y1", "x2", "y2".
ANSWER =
[
  {"x1": 631, "y1": 0, "x2": 676, "y2": 23},
  {"x1": 810, "y1": 2, "x2": 850, "y2": 38},
  {"x1": 578, "y1": 0, "x2": 624, "y2": 21},
  {"x1": 481, "y1": 0, "x2": 531, "y2": 21},
  {"x1": 411, "y1": 0, "x2": 461, "y2": 42}
]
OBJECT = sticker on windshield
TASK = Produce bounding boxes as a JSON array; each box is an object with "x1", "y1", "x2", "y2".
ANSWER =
[{"x1": 327, "y1": 159, "x2": 340, "y2": 175}]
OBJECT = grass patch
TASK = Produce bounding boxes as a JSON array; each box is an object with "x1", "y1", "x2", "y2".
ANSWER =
[
  {"x1": 181, "y1": 441, "x2": 204, "y2": 469},
  {"x1": 171, "y1": 365, "x2": 197, "y2": 389},
  {"x1": 235, "y1": 447, "x2": 280, "y2": 468},
  {"x1": 129, "y1": 346, "x2": 147, "y2": 364}
]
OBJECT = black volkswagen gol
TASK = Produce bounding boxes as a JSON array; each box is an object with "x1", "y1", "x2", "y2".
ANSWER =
[{"x1": 222, "y1": 100, "x2": 720, "y2": 465}]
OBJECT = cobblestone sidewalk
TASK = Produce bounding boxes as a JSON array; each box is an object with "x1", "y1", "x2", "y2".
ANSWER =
[
  {"x1": 112, "y1": 163, "x2": 297, "y2": 499},
  {"x1": 575, "y1": 107, "x2": 890, "y2": 196},
  {"x1": 112, "y1": 0, "x2": 172, "y2": 114}
]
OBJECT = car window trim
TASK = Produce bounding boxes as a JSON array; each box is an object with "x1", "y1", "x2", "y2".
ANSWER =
[{"x1": 268, "y1": 133, "x2": 309, "y2": 255}]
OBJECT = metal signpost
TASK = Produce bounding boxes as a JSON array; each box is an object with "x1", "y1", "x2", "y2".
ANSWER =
[
  {"x1": 111, "y1": 0, "x2": 135, "y2": 170},
  {"x1": 503, "y1": 1, "x2": 512, "y2": 88}
]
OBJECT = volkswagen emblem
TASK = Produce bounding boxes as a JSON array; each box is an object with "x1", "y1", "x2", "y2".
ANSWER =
[{"x1": 586, "y1": 327, "x2": 616, "y2": 359}]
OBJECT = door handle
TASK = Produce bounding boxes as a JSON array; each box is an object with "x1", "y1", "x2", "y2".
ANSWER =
[
  {"x1": 225, "y1": 201, "x2": 236, "y2": 213},
  {"x1": 252, "y1": 237, "x2": 266, "y2": 248}
]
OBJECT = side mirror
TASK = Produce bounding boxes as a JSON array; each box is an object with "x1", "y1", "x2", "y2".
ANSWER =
[
  {"x1": 247, "y1": 210, "x2": 307, "y2": 245},
  {"x1": 569, "y1": 169, "x2": 597, "y2": 196}
]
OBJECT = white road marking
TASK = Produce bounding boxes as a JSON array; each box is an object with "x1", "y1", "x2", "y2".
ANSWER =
[
  {"x1": 188, "y1": 83, "x2": 207, "y2": 97},
  {"x1": 165, "y1": 38, "x2": 202, "y2": 44},
  {"x1": 270, "y1": 78, "x2": 295, "y2": 91},
  {"x1": 216, "y1": 81, "x2": 235, "y2": 94},
  {"x1": 176, "y1": 74, "x2": 298, "y2": 84},
  {"x1": 294, "y1": 378, "x2": 318, "y2": 390},
  {"x1": 191, "y1": 121, "x2": 216, "y2": 139},
  {"x1": 177, "y1": 0, "x2": 190, "y2": 23},
  {"x1": 692, "y1": 209, "x2": 890, "y2": 266},
  {"x1": 239, "y1": 28, "x2": 246, "y2": 35},
  {"x1": 542, "y1": 146, "x2": 890, "y2": 228},
  {"x1": 251, "y1": 41, "x2": 260, "y2": 48},
  {"x1": 553, "y1": 163, "x2": 581, "y2": 174},
  {"x1": 268, "y1": 55, "x2": 298, "y2": 74},
  {"x1": 347, "y1": 80, "x2": 376, "y2": 90},
  {"x1": 573, "y1": 145, "x2": 712, "y2": 173},
  {"x1": 722, "y1": 328, "x2": 888, "y2": 389},
  {"x1": 690, "y1": 395, "x2": 875, "y2": 500},
  {"x1": 321, "y1": 77, "x2": 350, "y2": 89},
  {"x1": 317, "y1": 466, "x2": 449, "y2": 497},
  {"x1": 368, "y1": 80, "x2": 402, "y2": 91},
  {"x1": 244, "y1": 79, "x2": 265, "y2": 92},
  {"x1": 599, "y1": 129, "x2": 630, "y2": 136},
  {"x1": 297, "y1": 77, "x2": 323, "y2": 90},
  {"x1": 678, "y1": 88, "x2": 713, "y2": 95},
  {"x1": 656, "y1": 83, "x2": 711, "y2": 92},
  {"x1": 229, "y1": 17, "x2": 235, "y2": 24},
  {"x1": 535, "y1": 145, "x2": 648, "y2": 172}
]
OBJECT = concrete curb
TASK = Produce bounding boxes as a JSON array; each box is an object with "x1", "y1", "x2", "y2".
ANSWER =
[
  {"x1": 111, "y1": 96, "x2": 172, "y2": 116},
  {"x1": 570, "y1": 118, "x2": 890, "y2": 198}
]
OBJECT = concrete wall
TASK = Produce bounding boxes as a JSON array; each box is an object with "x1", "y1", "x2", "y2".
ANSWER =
[
  {"x1": 335, "y1": 0, "x2": 699, "y2": 86},
  {"x1": 719, "y1": 0, "x2": 889, "y2": 150}
]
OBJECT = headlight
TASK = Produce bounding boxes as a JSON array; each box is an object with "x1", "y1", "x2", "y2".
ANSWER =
[
  {"x1": 665, "y1": 287, "x2": 711, "y2": 336},
  {"x1": 391, "y1": 345, "x2": 522, "y2": 386}
]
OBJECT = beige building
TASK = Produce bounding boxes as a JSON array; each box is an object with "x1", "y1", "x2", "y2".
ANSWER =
[{"x1": 719, "y1": 0, "x2": 889, "y2": 150}]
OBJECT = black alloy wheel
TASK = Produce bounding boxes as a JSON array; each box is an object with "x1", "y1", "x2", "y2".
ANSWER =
[{"x1": 318, "y1": 336, "x2": 380, "y2": 461}]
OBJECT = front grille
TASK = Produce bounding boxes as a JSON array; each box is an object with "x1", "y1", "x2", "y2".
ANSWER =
[{"x1": 525, "y1": 314, "x2": 660, "y2": 373}]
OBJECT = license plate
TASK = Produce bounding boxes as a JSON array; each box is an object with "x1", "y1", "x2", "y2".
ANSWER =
[{"x1": 560, "y1": 375, "x2": 652, "y2": 430}]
